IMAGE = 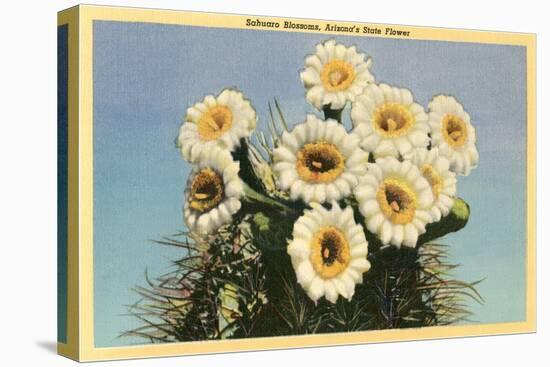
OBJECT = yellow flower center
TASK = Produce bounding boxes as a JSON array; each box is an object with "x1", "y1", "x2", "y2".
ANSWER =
[
  {"x1": 320, "y1": 60, "x2": 356, "y2": 92},
  {"x1": 421, "y1": 164, "x2": 443, "y2": 199},
  {"x1": 442, "y1": 114, "x2": 468, "y2": 148},
  {"x1": 372, "y1": 102, "x2": 414, "y2": 138},
  {"x1": 310, "y1": 226, "x2": 351, "y2": 279},
  {"x1": 376, "y1": 178, "x2": 417, "y2": 224},
  {"x1": 197, "y1": 105, "x2": 233, "y2": 141},
  {"x1": 189, "y1": 168, "x2": 224, "y2": 212},
  {"x1": 296, "y1": 142, "x2": 345, "y2": 183}
]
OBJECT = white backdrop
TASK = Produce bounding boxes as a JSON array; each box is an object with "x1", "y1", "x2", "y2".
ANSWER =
[{"x1": 0, "y1": 1, "x2": 546, "y2": 365}]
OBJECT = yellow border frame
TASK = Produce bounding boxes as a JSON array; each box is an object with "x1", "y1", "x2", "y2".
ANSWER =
[{"x1": 57, "y1": 4, "x2": 536, "y2": 362}]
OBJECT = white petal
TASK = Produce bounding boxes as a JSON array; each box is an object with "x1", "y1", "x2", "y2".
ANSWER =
[
  {"x1": 312, "y1": 185, "x2": 327, "y2": 203},
  {"x1": 332, "y1": 278, "x2": 348, "y2": 299},
  {"x1": 225, "y1": 180, "x2": 243, "y2": 197},
  {"x1": 307, "y1": 277, "x2": 325, "y2": 302},
  {"x1": 380, "y1": 221, "x2": 392, "y2": 244},
  {"x1": 391, "y1": 225, "x2": 404, "y2": 245},
  {"x1": 340, "y1": 273, "x2": 356, "y2": 299},
  {"x1": 306, "y1": 86, "x2": 324, "y2": 109},
  {"x1": 226, "y1": 197, "x2": 241, "y2": 214},
  {"x1": 350, "y1": 258, "x2": 371, "y2": 273},
  {"x1": 360, "y1": 199, "x2": 379, "y2": 217},
  {"x1": 293, "y1": 222, "x2": 312, "y2": 240},
  {"x1": 300, "y1": 185, "x2": 315, "y2": 203},
  {"x1": 324, "y1": 281, "x2": 338, "y2": 303},
  {"x1": 287, "y1": 240, "x2": 310, "y2": 260},
  {"x1": 367, "y1": 213, "x2": 385, "y2": 233},
  {"x1": 403, "y1": 224, "x2": 419, "y2": 247},
  {"x1": 279, "y1": 168, "x2": 298, "y2": 189},
  {"x1": 350, "y1": 243, "x2": 368, "y2": 257},
  {"x1": 326, "y1": 183, "x2": 341, "y2": 201},
  {"x1": 289, "y1": 180, "x2": 305, "y2": 200},
  {"x1": 273, "y1": 146, "x2": 296, "y2": 163},
  {"x1": 296, "y1": 261, "x2": 316, "y2": 287},
  {"x1": 300, "y1": 67, "x2": 321, "y2": 86}
]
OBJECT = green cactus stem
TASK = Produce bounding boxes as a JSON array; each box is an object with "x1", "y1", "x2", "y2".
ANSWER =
[{"x1": 417, "y1": 198, "x2": 470, "y2": 245}]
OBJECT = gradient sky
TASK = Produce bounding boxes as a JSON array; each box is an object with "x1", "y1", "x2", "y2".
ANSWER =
[{"x1": 93, "y1": 21, "x2": 526, "y2": 347}]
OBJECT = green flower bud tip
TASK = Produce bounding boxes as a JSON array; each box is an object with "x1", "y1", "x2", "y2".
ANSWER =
[
  {"x1": 451, "y1": 198, "x2": 470, "y2": 222},
  {"x1": 253, "y1": 212, "x2": 270, "y2": 232}
]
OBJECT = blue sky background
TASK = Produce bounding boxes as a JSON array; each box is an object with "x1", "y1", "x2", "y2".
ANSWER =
[{"x1": 93, "y1": 21, "x2": 526, "y2": 348}]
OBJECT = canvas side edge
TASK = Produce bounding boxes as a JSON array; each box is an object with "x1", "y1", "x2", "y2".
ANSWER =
[
  {"x1": 524, "y1": 34, "x2": 537, "y2": 332},
  {"x1": 76, "y1": 4, "x2": 97, "y2": 361},
  {"x1": 57, "y1": 6, "x2": 81, "y2": 362}
]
